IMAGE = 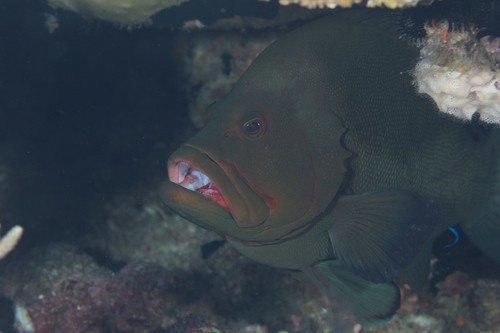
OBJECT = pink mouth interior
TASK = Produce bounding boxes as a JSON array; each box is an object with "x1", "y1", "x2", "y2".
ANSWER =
[{"x1": 169, "y1": 161, "x2": 229, "y2": 210}]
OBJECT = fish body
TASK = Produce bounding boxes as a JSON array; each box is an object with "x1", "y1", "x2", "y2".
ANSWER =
[{"x1": 162, "y1": 11, "x2": 500, "y2": 324}]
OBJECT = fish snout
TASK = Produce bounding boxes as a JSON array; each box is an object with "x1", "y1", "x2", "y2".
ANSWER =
[{"x1": 165, "y1": 144, "x2": 269, "y2": 233}]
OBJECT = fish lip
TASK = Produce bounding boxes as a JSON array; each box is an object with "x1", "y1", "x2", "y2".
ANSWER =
[
  {"x1": 161, "y1": 180, "x2": 233, "y2": 233},
  {"x1": 166, "y1": 144, "x2": 269, "y2": 229},
  {"x1": 167, "y1": 155, "x2": 229, "y2": 211}
]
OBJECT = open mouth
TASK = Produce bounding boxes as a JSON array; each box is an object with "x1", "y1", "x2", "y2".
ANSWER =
[{"x1": 169, "y1": 161, "x2": 229, "y2": 210}]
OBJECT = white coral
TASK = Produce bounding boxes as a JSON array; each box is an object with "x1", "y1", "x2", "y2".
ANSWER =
[
  {"x1": 278, "y1": 0, "x2": 428, "y2": 9},
  {"x1": 0, "y1": 224, "x2": 23, "y2": 261},
  {"x1": 366, "y1": 0, "x2": 423, "y2": 8},
  {"x1": 48, "y1": 0, "x2": 188, "y2": 26},
  {"x1": 415, "y1": 61, "x2": 500, "y2": 123},
  {"x1": 414, "y1": 22, "x2": 500, "y2": 123}
]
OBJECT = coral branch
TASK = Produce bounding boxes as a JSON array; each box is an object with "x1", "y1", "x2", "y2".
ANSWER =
[{"x1": 0, "y1": 224, "x2": 23, "y2": 261}]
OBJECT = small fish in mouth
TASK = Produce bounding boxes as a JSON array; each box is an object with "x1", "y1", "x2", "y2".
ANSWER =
[{"x1": 170, "y1": 161, "x2": 229, "y2": 209}]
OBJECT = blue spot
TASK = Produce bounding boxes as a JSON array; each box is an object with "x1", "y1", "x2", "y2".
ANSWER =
[{"x1": 443, "y1": 227, "x2": 460, "y2": 249}]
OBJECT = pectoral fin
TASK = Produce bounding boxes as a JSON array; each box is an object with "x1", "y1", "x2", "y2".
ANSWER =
[
  {"x1": 307, "y1": 259, "x2": 400, "y2": 325},
  {"x1": 398, "y1": 242, "x2": 432, "y2": 291},
  {"x1": 328, "y1": 190, "x2": 439, "y2": 283}
]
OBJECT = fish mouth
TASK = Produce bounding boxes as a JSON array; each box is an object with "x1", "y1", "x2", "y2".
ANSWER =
[
  {"x1": 168, "y1": 160, "x2": 229, "y2": 210},
  {"x1": 163, "y1": 144, "x2": 269, "y2": 231}
]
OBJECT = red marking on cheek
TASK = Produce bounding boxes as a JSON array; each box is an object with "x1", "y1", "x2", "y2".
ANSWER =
[
  {"x1": 209, "y1": 195, "x2": 229, "y2": 211},
  {"x1": 262, "y1": 195, "x2": 276, "y2": 211},
  {"x1": 225, "y1": 162, "x2": 275, "y2": 210}
]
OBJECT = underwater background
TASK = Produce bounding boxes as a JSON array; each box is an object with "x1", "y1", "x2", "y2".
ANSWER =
[{"x1": 0, "y1": 0, "x2": 499, "y2": 332}]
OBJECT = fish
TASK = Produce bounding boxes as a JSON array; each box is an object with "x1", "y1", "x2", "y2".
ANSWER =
[{"x1": 162, "y1": 10, "x2": 500, "y2": 325}]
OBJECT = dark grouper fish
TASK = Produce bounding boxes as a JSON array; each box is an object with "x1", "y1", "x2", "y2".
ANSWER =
[{"x1": 162, "y1": 10, "x2": 500, "y2": 325}]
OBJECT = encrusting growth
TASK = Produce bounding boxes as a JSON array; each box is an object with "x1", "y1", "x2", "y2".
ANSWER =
[
  {"x1": 414, "y1": 21, "x2": 500, "y2": 123},
  {"x1": 278, "y1": 0, "x2": 428, "y2": 9}
]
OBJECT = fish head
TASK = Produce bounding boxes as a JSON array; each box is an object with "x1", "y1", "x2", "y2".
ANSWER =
[
  {"x1": 162, "y1": 34, "x2": 350, "y2": 243},
  {"x1": 163, "y1": 81, "x2": 349, "y2": 243}
]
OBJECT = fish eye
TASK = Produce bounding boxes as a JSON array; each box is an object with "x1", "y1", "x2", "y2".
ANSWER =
[
  {"x1": 242, "y1": 117, "x2": 265, "y2": 136},
  {"x1": 244, "y1": 120, "x2": 261, "y2": 134}
]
